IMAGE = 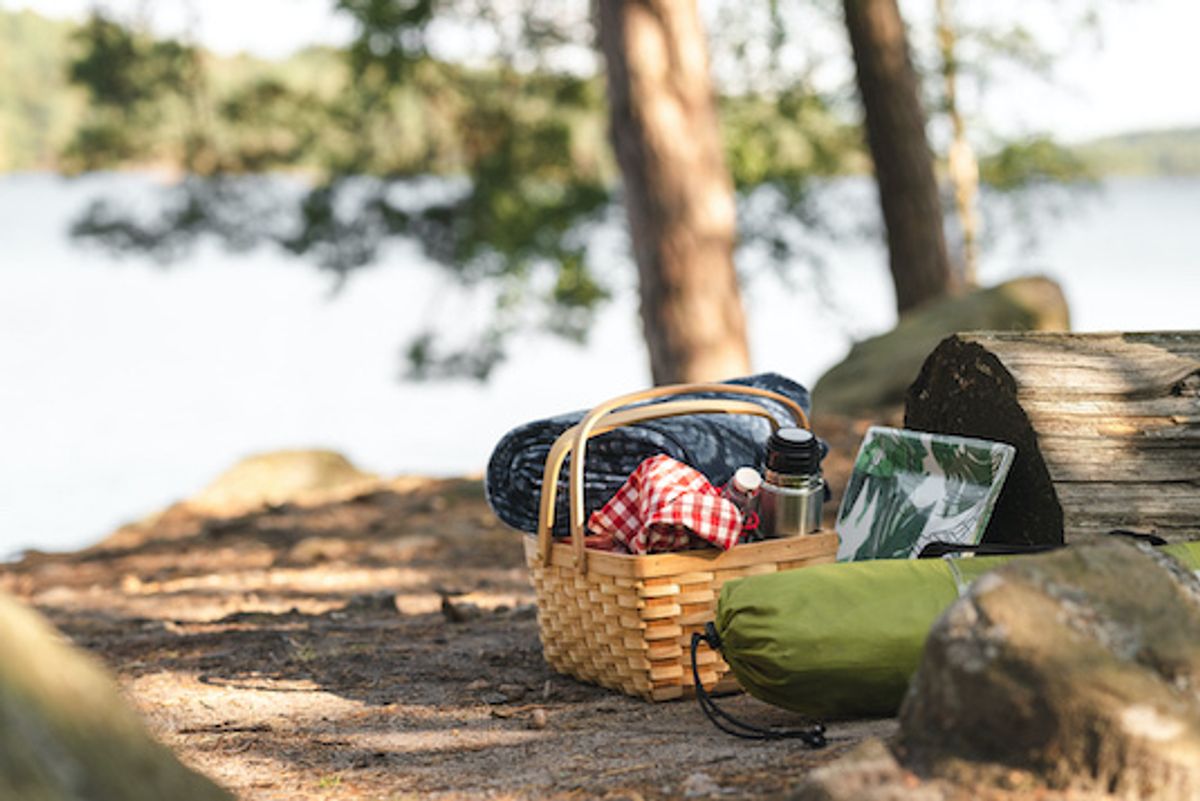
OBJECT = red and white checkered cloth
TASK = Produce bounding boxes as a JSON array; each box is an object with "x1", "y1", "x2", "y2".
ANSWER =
[{"x1": 587, "y1": 454, "x2": 743, "y2": 554}]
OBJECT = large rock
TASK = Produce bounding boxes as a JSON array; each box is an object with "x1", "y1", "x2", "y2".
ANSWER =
[
  {"x1": 187, "y1": 448, "x2": 377, "y2": 515},
  {"x1": 899, "y1": 540, "x2": 1200, "y2": 798},
  {"x1": 791, "y1": 541, "x2": 1200, "y2": 801},
  {"x1": 812, "y1": 276, "x2": 1069, "y2": 415},
  {"x1": 0, "y1": 592, "x2": 231, "y2": 801}
]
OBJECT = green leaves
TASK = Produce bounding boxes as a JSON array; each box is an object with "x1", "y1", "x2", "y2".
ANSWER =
[
  {"x1": 336, "y1": 0, "x2": 436, "y2": 81},
  {"x1": 62, "y1": 12, "x2": 203, "y2": 172},
  {"x1": 69, "y1": 13, "x2": 197, "y2": 110},
  {"x1": 51, "y1": 3, "x2": 858, "y2": 380},
  {"x1": 836, "y1": 427, "x2": 1016, "y2": 562},
  {"x1": 981, "y1": 136, "x2": 1094, "y2": 192}
]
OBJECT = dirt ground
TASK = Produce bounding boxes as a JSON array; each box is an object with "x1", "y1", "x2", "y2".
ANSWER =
[{"x1": 0, "y1": 414, "x2": 895, "y2": 801}]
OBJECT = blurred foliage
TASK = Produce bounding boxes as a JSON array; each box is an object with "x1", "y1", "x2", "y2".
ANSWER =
[
  {"x1": 0, "y1": 10, "x2": 84, "y2": 170},
  {"x1": 981, "y1": 136, "x2": 1093, "y2": 192},
  {"x1": 61, "y1": 13, "x2": 205, "y2": 172},
  {"x1": 1072, "y1": 127, "x2": 1200, "y2": 177},
  {"x1": 2, "y1": 3, "x2": 1177, "y2": 378},
  {"x1": 971, "y1": 136, "x2": 1096, "y2": 259},
  {"x1": 913, "y1": 2, "x2": 1105, "y2": 189},
  {"x1": 48, "y1": 3, "x2": 863, "y2": 379}
]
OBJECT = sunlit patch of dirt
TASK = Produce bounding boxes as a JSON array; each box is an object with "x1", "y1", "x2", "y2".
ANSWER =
[{"x1": 1, "y1": 415, "x2": 884, "y2": 800}]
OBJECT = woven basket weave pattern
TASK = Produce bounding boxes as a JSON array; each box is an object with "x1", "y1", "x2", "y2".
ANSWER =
[
  {"x1": 525, "y1": 538, "x2": 836, "y2": 700},
  {"x1": 523, "y1": 382, "x2": 838, "y2": 702}
]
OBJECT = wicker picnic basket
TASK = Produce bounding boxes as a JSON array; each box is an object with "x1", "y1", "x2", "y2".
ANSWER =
[{"x1": 524, "y1": 383, "x2": 839, "y2": 701}]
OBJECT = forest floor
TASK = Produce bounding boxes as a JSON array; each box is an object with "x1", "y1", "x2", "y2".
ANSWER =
[{"x1": 0, "y1": 413, "x2": 897, "y2": 801}]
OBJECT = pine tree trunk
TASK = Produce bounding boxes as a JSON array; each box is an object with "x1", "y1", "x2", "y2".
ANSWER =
[
  {"x1": 937, "y1": 0, "x2": 980, "y2": 288},
  {"x1": 598, "y1": 0, "x2": 751, "y2": 385},
  {"x1": 843, "y1": 0, "x2": 953, "y2": 314}
]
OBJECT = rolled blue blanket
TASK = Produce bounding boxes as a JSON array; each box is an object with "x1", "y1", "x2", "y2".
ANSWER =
[{"x1": 485, "y1": 374, "x2": 815, "y2": 538}]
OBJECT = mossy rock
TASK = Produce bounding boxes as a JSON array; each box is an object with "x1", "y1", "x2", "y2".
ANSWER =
[
  {"x1": 188, "y1": 448, "x2": 377, "y2": 515},
  {"x1": 812, "y1": 276, "x2": 1070, "y2": 415},
  {"x1": 901, "y1": 541, "x2": 1200, "y2": 798},
  {"x1": 0, "y1": 593, "x2": 232, "y2": 801}
]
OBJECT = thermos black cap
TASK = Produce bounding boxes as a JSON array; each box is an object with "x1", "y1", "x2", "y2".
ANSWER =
[{"x1": 766, "y1": 427, "x2": 821, "y2": 475}]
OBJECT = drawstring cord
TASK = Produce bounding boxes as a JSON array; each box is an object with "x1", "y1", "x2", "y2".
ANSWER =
[{"x1": 690, "y1": 623, "x2": 826, "y2": 748}]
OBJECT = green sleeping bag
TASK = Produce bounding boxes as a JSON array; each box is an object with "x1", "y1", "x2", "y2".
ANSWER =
[{"x1": 713, "y1": 542, "x2": 1200, "y2": 719}]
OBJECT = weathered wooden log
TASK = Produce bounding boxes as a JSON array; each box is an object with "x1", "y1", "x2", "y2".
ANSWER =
[{"x1": 905, "y1": 331, "x2": 1200, "y2": 545}]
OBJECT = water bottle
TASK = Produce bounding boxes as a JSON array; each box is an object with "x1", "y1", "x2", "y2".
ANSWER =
[
  {"x1": 757, "y1": 427, "x2": 824, "y2": 538},
  {"x1": 722, "y1": 466, "x2": 762, "y2": 511}
]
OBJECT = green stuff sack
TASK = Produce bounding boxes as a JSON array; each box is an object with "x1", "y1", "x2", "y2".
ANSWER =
[{"x1": 713, "y1": 542, "x2": 1200, "y2": 720}]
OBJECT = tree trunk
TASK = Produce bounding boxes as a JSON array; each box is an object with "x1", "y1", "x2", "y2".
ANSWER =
[
  {"x1": 598, "y1": 0, "x2": 751, "y2": 385},
  {"x1": 843, "y1": 0, "x2": 953, "y2": 314},
  {"x1": 937, "y1": 0, "x2": 980, "y2": 288},
  {"x1": 905, "y1": 332, "x2": 1200, "y2": 546}
]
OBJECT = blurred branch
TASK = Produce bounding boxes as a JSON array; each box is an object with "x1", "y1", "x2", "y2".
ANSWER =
[{"x1": 59, "y1": 3, "x2": 864, "y2": 380}]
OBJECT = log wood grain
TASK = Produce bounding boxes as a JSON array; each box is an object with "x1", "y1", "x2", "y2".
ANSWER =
[{"x1": 905, "y1": 332, "x2": 1200, "y2": 545}]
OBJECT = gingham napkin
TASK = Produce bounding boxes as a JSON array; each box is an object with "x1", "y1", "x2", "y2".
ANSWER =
[{"x1": 587, "y1": 454, "x2": 743, "y2": 554}]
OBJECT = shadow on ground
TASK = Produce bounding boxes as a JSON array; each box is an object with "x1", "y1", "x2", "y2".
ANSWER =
[{"x1": 0, "y1": 415, "x2": 888, "y2": 800}]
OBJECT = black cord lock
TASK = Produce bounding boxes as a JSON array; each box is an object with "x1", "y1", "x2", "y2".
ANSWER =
[{"x1": 690, "y1": 628, "x2": 826, "y2": 748}]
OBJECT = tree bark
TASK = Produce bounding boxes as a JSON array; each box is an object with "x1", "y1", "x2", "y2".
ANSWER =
[
  {"x1": 937, "y1": 0, "x2": 980, "y2": 288},
  {"x1": 598, "y1": 0, "x2": 751, "y2": 385},
  {"x1": 905, "y1": 332, "x2": 1200, "y2": 546},
  {"x1": 843, "y1": 0, "x2": 953, "y2": 314}
]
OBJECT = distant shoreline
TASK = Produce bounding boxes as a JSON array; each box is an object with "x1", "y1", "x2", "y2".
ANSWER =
[
  {"x1": 2, "y1": 7, "x2": 1198, "y2": 179},
  {"x1": 1069, "y1": 127, "x2": 1200, "y2": 178}
]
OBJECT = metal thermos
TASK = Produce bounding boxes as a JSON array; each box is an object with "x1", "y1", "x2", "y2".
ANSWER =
[{"x1": 758, "y1": 427, "x2": 824, "y2": 537}]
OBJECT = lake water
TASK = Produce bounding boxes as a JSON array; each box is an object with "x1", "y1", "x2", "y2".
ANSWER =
[{"x1": 2, "y1": 173, "x2": 1198, "y2": 557}]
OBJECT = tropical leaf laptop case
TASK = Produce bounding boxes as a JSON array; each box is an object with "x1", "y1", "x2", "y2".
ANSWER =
[{"x1": 835, "y1": 426, "x2": 1016, "y2": 561}]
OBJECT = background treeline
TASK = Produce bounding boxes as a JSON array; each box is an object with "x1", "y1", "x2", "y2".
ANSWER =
[
  {"x1": 1072, "y1": 129, "x2": 1200, "y2": 177},
  {"x1": 1, "y1": 6, "x2": 859, "y2": 182},
  {"x1": 2, "y1": 7, "x2": 1196, "y2": 178},
  {"x1": 0, "y1": 9, "x2": 80, "y2": 171},
  {"x1": 4, "y1": 3, "x2": 1194, "y2": 382}
]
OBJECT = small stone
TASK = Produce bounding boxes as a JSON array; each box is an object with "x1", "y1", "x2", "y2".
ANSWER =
[
  {"x1": 509, "y1": 604, "x2": 538, "y2": 620},
  {"x1": 441, "y1": 596, "x2": 483, "y2": 623},
  {"x1": 498, "y1": 683, "x2": 526, "y2": 701},
  {"x1": 466, "y1": 679, "x2": 490, "y2": 691},
  {"x1": 480, "y1": 691, "x2": 508, "y2": 705},
  {"x1": 681, "y1": 772, "x2": 722, "y2": 798},
  {"x1": 528, "y1": 708, "x2": 548, "y2": 729},
  {"x1": 791, "y1": 739, "x2": 940, "y2": 801},
  {"x1": 288, "y1": 537, "x2": 351, "y2": 564},
  {"x1": 341, "y1": 592, "x2": 397, "y2": 613}
]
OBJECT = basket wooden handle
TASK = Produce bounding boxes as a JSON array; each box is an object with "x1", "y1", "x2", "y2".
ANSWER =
[
  {"x1": 535, "y1": 383, "x2": 810, "y2": 569},
  {"x1": 535, "y1": 398, "x2": 783, "y2": 565}
]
